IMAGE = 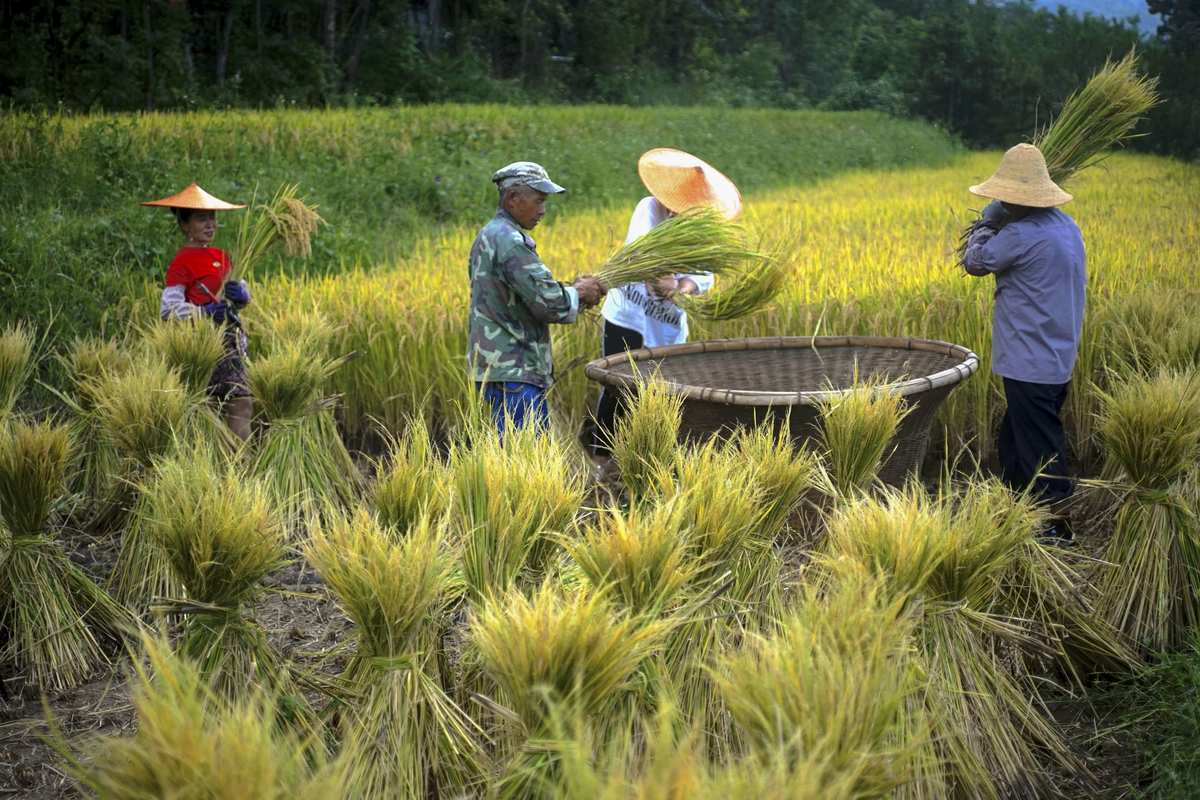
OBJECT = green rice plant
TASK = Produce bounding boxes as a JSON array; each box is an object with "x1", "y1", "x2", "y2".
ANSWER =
[
  {"x1": 676, "y1": 256, "x2": 786, "y2": 322},
  {"x1": 306, "y1": 509, "x2": 484, "y2": 798},
  {"x1": 0, "y1": 322, "x2": 35, "y2": 418},
  {"x1": 712, "y1": 571, "x2": 927, "y2": 798},
  {"x1": 610, "y1": 376, "x2": 684, "y2": 501},
  {"x1": 819, "y1": 481, "x2": 1089, "y2": 797},
  {"x1": 0, "y1": 419, "x2": 131, "y2": 690},
  {"x1": 141, "y1": 442, "x2": 290, "y2": 696},
  {"x1": 57, "y1": 633, "x2": 349, "y2": 800},
  {"x1": 230, "y1": 183, "x2": 325, "y2": 283},
  {"x1": 595, "y1": 206, "x2": 761, "y2": 288},
  {"x1": 729, "y1": 422, "x2": 826, "y2": 539},
  {"x1": 1034, "y1": 49, "x2": 1161, "y2": 186},
  {"x1": 815, "y1": 380, "x2": 909, "y2": 498},
  {"x1": 450, "y1": 422, "x2": 584, "y2": 604},
  {"x1": 371, "y1": 413, "x2": 450, "y2": 533},
  {"x1": 1094, "y1": 370, "x2": 1200, "y2": 652},
  {"x1": 247, "y1": 343, "x2": 358, "y2": 534},
  {"x1": 469, "y1": 581, "x2": 666, "y2": 799}
]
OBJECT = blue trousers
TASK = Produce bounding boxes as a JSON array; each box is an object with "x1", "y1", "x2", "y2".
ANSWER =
[{"x1": 480, "y1": 381, "x2": 549, "y2": 437}]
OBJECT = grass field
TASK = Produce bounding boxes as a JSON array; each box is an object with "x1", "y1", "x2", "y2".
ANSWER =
[{"x1": 2, "y1": 106, "x2": 1200, "y2": 798}]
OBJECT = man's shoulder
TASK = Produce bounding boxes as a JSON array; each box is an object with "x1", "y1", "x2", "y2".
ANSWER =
[{"x1": 479, "y1": 214, "x2": 535, "y2": 255}]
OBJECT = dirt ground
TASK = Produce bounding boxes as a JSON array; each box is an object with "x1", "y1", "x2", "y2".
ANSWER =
[{"x1": 0, "y1": 475, "x2": 1150, "y2": 799}]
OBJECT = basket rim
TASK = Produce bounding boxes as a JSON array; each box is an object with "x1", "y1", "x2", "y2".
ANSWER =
[{"x1": 582, "y1": 335, "x2": 980, "y2": 407}]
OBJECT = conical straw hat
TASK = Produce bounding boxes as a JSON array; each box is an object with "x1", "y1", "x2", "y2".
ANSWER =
[
  {"x1": 969, "y1": 144, "x2": 1072, "y2": 208},
  {"x1": 142, "y1": 183, "x2": 246, "y2": 211},
  {"x1": 637, "y1": 149, "x2": 742, "y2": 219}
]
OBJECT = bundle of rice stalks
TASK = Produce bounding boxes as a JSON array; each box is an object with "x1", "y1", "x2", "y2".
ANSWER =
[
  {"x1": 140, "y1": 318, "x2": 225, "y2": 398},
  {"x1": 610, "y1": 376, "x2": 684, "y2": 501},
  {"x1": 57, "y1": 337, "x2": 131, "y2": 514},
  {"x1": 675, "y1": 256, "x2": 786, "y2": 322},
  {"x1": 450, "y1": 423, "x2": 583, "y2": 604},
  {"x1": 818, "y1": 481, "x2": 1096, "y2": 796},
  {"x1": 469, "y1": 582, "x2": 665, "y2": 799},
  {"x1": 371, "y1": 413, "x2": 450, "y2": 533},
  {"x1": 92, "y1": 356, "x2": 192, "y2": 609},
  {"x1": 0, "y1": 420, "x2": 131, "y2": 690},
  {"x1": 142, "y1": 443, "x2": 290, "y2": 695},
  {"x1": 255, "y1": 304, "x2": 337, "y2": 358},
  {"x1": 230, "y1": 183, "x2": 325, "y2": 283},
  {"x1": 712, "y1": 572, "x2": 927, "y2": 797},
  {"x1": 0, "y1": 322, "x2": 35, "y2": 418},
  {"x1": 730, "y1": 423, "x2": 826, "y2": 539},
  {"x1": 815, "y1": 380, "x2": 909, "y2": 498},
  {"x1": 246, "y1": 343, "x2": 358, "y2": 535},
  {"x1": 1094, "y1": 370, "x2": 1200, "y2": 652},
  {"x1": 595, "y1": 206, "x2": 761, "y2": 288},
  {"x1": 306, "y1": 509, "x2": 484, "y2": 797},
  {"x1": 57, "y1": 633, "x2": 348, "y2": 799}
]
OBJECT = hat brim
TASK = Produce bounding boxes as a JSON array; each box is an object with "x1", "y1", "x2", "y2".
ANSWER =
[
  {"x1": 142, "y1": 182, "x2": 246, "y2": 211},
  {"x1": 638, "y1": 148, "x2": 742, "y2": 219},
  {"x1": 969, "y1": 177, "x2": 1072, "y2": 208},
  {"x1": 526, "y1": 178, "x2": 567, "y2": 194}
]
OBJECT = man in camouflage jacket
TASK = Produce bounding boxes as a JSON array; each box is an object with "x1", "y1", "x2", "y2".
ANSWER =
[{"x1": 468, "y1": 161, "x2": 605, "y2": 434}]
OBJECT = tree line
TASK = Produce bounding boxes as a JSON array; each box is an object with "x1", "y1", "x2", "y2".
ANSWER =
[{"x1": 2, "y1": 0, "x2": 1197, "y2": 157}]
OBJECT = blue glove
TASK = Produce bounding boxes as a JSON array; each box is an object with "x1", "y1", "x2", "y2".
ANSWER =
[
  {"x1": 200, "y1": 302, "x2": 230, "y2": 324},
  {"x1": 979, "y1": 200, "x2": 1010, "y2": 231},
  {"x1": 224, "y1": 280, "x2": 251, "y2": 308}
]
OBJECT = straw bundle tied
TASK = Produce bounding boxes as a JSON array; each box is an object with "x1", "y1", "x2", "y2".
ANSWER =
[
  {"x1": 610, "y1": 376, "x2": 684, "y2": 501},
  {"x1": 55, "y1": 633, "x2": 349, "y2": 800},
  {"x1": 0, "y1": 420, "x2": 131, "y2": 690},
  {"x1": 230, "y1": 183, "x2": 324, "y2": 284},
  {"x1": 140, "y1": 318, "x2": 237, "y2": 448},
  {"x1": 816, "y1": 379, "x2": 910, "y2": 498},
  {"x1": 1093, "y1": 369, "x2": 1200, "y2": 652},
  {"x1": 306, "y1": 509, "x2": 484, "y2": 798},
  {"x1": 594, "y1": 206, "x2": 761, "y2": 289},
  {"x1": 0, "y1": 322, "x2": 34, "y2": 419},
  {"x1": 371, "y1": 413, "x2": 450, "y2": 533}
]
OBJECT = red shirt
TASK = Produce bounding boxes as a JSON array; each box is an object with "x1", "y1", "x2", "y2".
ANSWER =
[{"x1": 164, "y1": 247, "x2": 232, "y2": 305}]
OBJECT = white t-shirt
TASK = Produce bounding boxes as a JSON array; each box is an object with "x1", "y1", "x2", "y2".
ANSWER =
[{"x1": 600, "y1": 196, "x2": 714, "y2": 347}]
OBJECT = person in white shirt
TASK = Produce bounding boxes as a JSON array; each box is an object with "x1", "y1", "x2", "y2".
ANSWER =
[{"x1": 583, "y1": 148, "x2": 742, "y2": 456}]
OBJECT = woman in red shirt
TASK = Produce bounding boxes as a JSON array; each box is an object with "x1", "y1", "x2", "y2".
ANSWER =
[{"x1": 143, "y1": 183, "x2": 253, "y2": 439}]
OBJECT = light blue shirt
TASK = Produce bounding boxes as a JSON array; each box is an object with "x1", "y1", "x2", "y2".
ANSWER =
[{"x1": 964, "y1": 207, "x2": 1086, "y2": 385}]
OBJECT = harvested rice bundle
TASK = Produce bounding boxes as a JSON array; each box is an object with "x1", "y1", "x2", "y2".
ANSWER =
[
  {"x1": 56, "y1": 337, "x2": 130, "y2": 511},
  {"x1": 818, "y1": 481, "x2": 1095, "y2": 797},
  {"x1": 1094, "y1": 370, "x2": 1200, "y2": 652},
  {"x1": 255, "y1": 303, "x2": 337, "y2": 358},
  {"x1": 609, "y1": 376, "x2": 684, "y2": 501},
  {"x1": 140, "y1": 318, "x2": 237, "y2": 448},
  {"x1": 676, "y1": 255, "x2": 786, "y2": 322},
  {"x1": 713, "y1": 571, "x2": 927, "y2": 798},
  {"x1": 730, "y1": 423, "x2": 826, "y2": 539},
  {"x1": 371, "y1": 413, "x2": 450, "y2": 533},
  {"x1": 142, "y1": 443, "x2": 290, "y2": 696},
  {"x1": 449, "y1": 422, "x2": 583, "y2": 604},
  {"x1": 470, "y1": 582, "x2": 665, "y2": 799},
  {"x1": 229, "y1": 183, "x2": 325, "y2": 283},
  {"x1": 816, "y1": 380, "x2": 909, "y2": 498},
  {"x1": 307, "y1": 509, "x2": 483, "y2": 798},
  {"x1": 594, "y1": 206, "x2": 760, "y2": 289},
  {"x1": 93, "y1": 356, "x2": 192, "y2": 610},
  {"x1": 247, "y1": 342, "x2": 358, "y2": 535},
  {"x1": 0, "y1": 322, "x2": 34, "y2": 419},
  {"x1": 58, "y1": 633, "x2": 348, "y2": 800},
  {"x1": 0, "y1": 420, "x2": 131, "y2": 690}
]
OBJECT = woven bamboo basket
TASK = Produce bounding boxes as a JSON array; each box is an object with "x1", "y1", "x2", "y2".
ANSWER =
[{"x1": 584, "y1": 335, "x2": 979, "y2": 486}]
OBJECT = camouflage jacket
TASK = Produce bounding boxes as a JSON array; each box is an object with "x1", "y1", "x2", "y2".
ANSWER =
[{"x1": 467, "y1": 209, "x2": 579, "y2": 388}]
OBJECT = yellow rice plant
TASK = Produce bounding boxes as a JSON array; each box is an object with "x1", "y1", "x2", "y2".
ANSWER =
[
  {"x1": 306, "y1": 509, "x2": 484, "y2": 798},
  {"x1": 610, "y1": 375, "x2": 684, "y2": 501},
  {"x1": 56, "y1": 633, "x2": 349, "y2": 800},
  {"x1": 449, "y1": 422, "x2": 584, "y2": 604},
  {"x1": 1093, "y1": 369, "x2": 1200, "y2": 652},
  {"x1": 0, "y1": 322, "x2": 35, "y2": 418},
  {"x1": 140, "y1": 317, "x2": 225, "y2": 398},
  {"x1": 815, "y1": 380, "x2": 910, "y2": 498},
  {"x1": 0, "y1": 419, "x2": 131, "y2": 690},
  {"x1": 230, "y1": 183, "x2": 325, "y2": 283},
  {"x1": 141, "y1": 442, "x2": 290, "y2": 696},
  {"x1": 370, "y1": 412, "x2": 450, "y2": 533},
  {"x1": 729, "y1": 422, "x2": 827, "y2": 539},
  {"x1": 676, "y1": 255, "x2": 787, "y2": 322}
]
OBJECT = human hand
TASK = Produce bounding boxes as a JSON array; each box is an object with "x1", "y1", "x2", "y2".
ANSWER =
[
  {"x1": 200, "y1": 301, "x2": 230, "y2": 324},
  {"x1": 646, "y1": 274, "x2": 679, "y2": 300},
  {"x1": 572, "y1": 275, "x2": 606, "y2": 308},
  {"x1": 224, "y1": 280, "x2": 251, "y2": 307}
]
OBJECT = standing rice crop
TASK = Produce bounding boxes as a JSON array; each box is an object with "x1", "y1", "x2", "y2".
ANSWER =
[
  {"x1": 449, "y1": 423, "x2": 584, "y2": 604},
  {"x1": 609, "y1": 376, "x2": 684, "y2": 501},
  {"x1": 306, "y1": 509, "x2": 484, "y2": 798},
  {"x1": 0, "y1": 420, "x2": 131, "y2": 690},
  {"x1": 246, "y1": 342, "x2": 358, "y2": 535},
  {"x1": 141, "y1": 442, "x2": 290, "y2": 696},
  {"x1": 0, "y1": 322, "x2": 34, "y2": 418},
  {"x1": 229, "y1": 183, "x2": 325, "y2": 283},
  {"x1": 56, "y1": 633, "x2": 349, "y2": 800},
  {"x1": 1093, "y1": 369, "x2": 1200, "y2": 652},
  {"x1": 816, "y1": 381, "x2": 909, "y2": 498},
  {"x1": 371, "y1": 413, "x2": 450, "y2": 533}
]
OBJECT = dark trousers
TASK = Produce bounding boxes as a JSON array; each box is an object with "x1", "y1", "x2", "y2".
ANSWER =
[
  {"x1": 998, "y1": 377, "x2": 1073, "y2": 507},
  {"x1": 581, "y1": 321, "x2": 644, "y2": 455}
]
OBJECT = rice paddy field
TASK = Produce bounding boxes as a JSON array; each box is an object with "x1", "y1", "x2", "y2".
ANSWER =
[{"x1": 2, "y1": 106, "x2": 1200, "y2": 799}]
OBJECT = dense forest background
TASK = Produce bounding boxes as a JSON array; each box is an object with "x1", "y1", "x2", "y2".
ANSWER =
[{"x1": 1, "y1": 0, "x2": 1197, "y2": 157}]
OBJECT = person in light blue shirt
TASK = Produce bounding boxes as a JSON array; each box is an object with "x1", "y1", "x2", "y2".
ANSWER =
[{"x1": 963, "y1": 143, "x2": 1086, "y2": 543}]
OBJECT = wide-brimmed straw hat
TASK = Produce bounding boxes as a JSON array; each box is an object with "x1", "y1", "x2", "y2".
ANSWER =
[
  {"x1": 142, "y1": 183, "x2": 246, "y2": 211},
  {"x1": 969, "y1": 144, "x2": 1072, "y2": 208},
  {"x1": 637, "y1": 148, "x2": 742, "y2": 219}
]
